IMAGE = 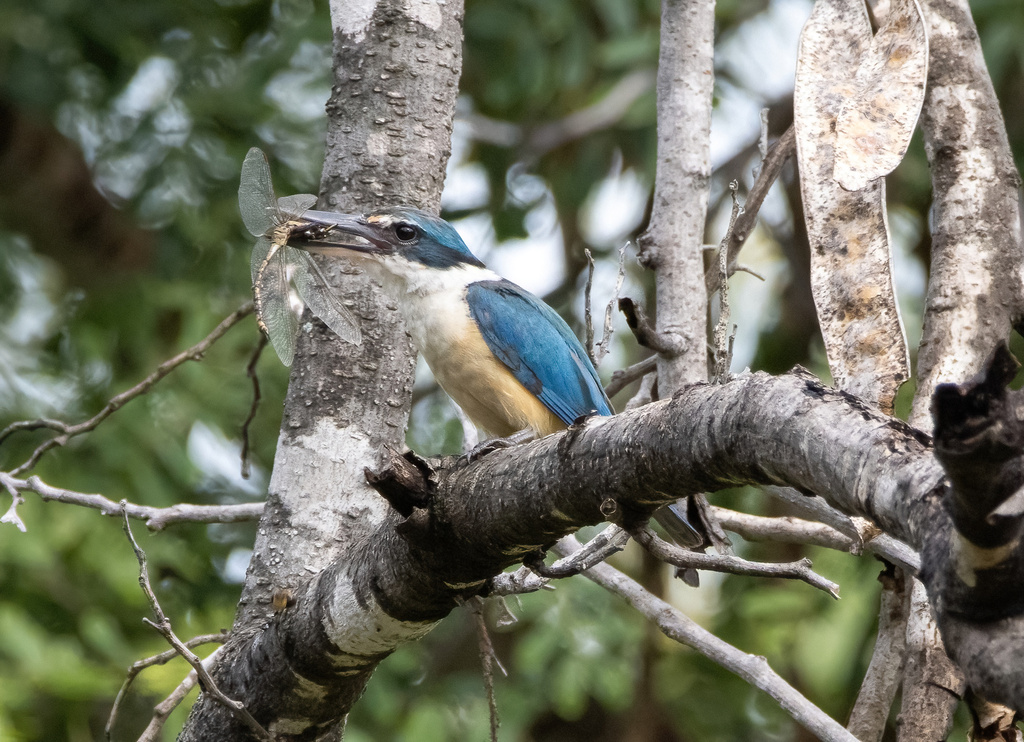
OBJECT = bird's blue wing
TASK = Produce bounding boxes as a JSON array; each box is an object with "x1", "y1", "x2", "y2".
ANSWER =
[{"x1": 466, "y1": 280, "x2": 612, "y2": 425}]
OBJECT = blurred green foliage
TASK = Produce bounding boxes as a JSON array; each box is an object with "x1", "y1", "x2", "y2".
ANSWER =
[{"x1": 0, "y1": 0, "x2": 1022, "y2": 740}]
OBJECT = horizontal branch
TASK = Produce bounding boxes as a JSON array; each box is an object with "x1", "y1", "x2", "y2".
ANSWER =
[
  {"x1": 0, "y1": 473, "x2": 263, "y2": 531},
  {"x1": 195, "y1": 369, "x2": 965, "y2": 738}
]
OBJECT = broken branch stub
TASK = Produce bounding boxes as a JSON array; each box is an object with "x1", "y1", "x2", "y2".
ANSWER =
[{"x1": 794, "y1": 0, "x2": 911, "y2": 413}]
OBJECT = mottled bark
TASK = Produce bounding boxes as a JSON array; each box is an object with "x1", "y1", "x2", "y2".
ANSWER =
[
  {"x1": 901, "y1": 0, "x2": 1024, "y2": 733},
  {"x1": 179, "y1": 0, "x2": 464, "y2": 738},
  {"x1": 911, "y1": 0, "x2": 1024, "y2": 429}
]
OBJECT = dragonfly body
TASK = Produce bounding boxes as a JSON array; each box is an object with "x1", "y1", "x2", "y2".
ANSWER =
[{"x1": 239, "y1": 148, "x2": 361, "y2": 365}]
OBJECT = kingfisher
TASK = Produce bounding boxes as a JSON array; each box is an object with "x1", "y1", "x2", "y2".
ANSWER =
[{"x1": 287, "y1": 206, "x2": 701, "y2": 547}]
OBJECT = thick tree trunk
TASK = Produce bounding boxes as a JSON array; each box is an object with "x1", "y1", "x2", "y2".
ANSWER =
[{"x1": 178, "y1": 1, "x2": 464, "y2": 738}]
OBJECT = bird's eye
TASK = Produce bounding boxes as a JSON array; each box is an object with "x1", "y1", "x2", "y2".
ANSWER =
[{"x1": 395, "y1": 223, "x2": 418, "y2": 242}]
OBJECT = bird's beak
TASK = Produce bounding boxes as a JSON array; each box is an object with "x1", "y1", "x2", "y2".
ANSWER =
[{"x1": 286, "y1": 210, "x2": 389, "y2": 257}]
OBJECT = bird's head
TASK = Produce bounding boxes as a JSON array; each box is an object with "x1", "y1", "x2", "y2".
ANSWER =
[{"x1": 290, "y1": 207, "x2": 485, "y2": 274}]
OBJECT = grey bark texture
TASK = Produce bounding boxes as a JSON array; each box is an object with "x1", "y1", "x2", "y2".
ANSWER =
[
  {"x1": 637, "y1": 0, "x2": 714, "y2": 391},
  {"x1": 901, "y1": 0, "x2": 1024, "y2": 734},
  {"x1": 911, "y1": 0, "x2": 1024, "y2": 430},
  {"x1": 178, "y1": 0, "x2": 464, "y2": 738},
  {"x1": 188, "y1": 361, "x2": 1024, "y2": 740}
]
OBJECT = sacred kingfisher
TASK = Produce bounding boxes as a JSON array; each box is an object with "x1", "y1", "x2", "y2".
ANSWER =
[{"x1": 287, "y1": 206, "x2": 701, "y2": 547}]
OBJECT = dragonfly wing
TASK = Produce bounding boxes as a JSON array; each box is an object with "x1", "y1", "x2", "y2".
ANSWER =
[
  {"x1": 254, "y1": 243, "x2": 300, "y2": 366},
  {"x1": 291, "y1": 249, "x2": 362, "y2": 346},
  {"x1": 277, "y1": 194, "x2": 317, "y2": 221},
  {"x1": 239, "y1": 148, "x2": 280, "y2": 237}
]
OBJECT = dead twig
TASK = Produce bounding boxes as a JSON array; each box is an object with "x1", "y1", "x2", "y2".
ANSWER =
[
  {"x1": 618, "y1": 297, "x2": 684, "y2": 355},
  {"x1": 120, "y1": 505, "x2": 271, "y2": 741},
  {"x1": 605, "y1": 356, "x2": 657, "y2": 399},
  {"x1": 2, "y1": 302, "x2": 255, "y2": 476},
  {"x1": 712, "y1": 181, "x2": 742, "y2": 382},
  {"x1": 466, "y1": 597, "x2": 504, "y2": 742},
  {"x1": 584, "y1": 248, "x2": 598, "y2": 367},
  {"x1": 703, "y1": 125, "x2": 796, "y2": 296},
  {"x1": 0, "y1": 473, "x2": 263, "y2": 531},
  {"x1": 526, "y1": 524, "x2": 632, "y2": 578},
  {"x1": 136, "y1": 650, "x2": 221, "y2": 742},
  {"x1": 633, "y1": 525, "x2": 840, "y2": 598},
  {"x1": 240, "y1": 334, "x2": 268, "y2": 479},
  {"x1": 553, "y1": 535, "x2": 858, "y2": 742},
  {"x1": 105, "y1": 634, "x2": 227, "y2": 741}
]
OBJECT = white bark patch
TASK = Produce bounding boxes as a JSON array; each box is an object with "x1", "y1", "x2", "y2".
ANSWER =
[
  {"x1": 403, "y1": 0, "x2": 442, "y2": 30},
  {"x1": 794, "y1": 0, "x2": 910, "y2": 413},
  {"x1": 323, "y1": 570, "x2": 438, "y2": 661},
  {"x1": 331, "y1": 0, "x2": 378, "y2": 41},
  {"x1": 834, "y1": 0, "x2": 928, "y2": 191}
]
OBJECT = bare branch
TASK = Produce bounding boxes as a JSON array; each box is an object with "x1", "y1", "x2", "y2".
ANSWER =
[
  {"x1": 704, "y1": 125, "x2": 796, "y2": 296},
  {"x1": 2, "y1": 302, "x2": 255, "y2": 476},
  {"x1": 594, "y1": 242, "x2": 629, "y2": 369},
  {"x1": 240, "y1": 334, "x2": 268, "y2": 480},
  {"x1": 526, "y1": 524, "x2": 632, "y2": 578},
  {"x1": 636, "y1": 0, "x2": 714, "y2": 392},
  {"x1": 710, "y1": 506, "x2": 921, "y2": 573},
  {"x1": 584, "y1": 248, "x2": 597, "y2": 367},
  {"x1": 466, "y1": 597, "x2": 501, "y2": 742},
  {"x1": 0, "y1": 474, "x2": 263, "y2": 530},
  {"x1": 848, "y1": 567, "x2": 909, "y2": 742},
  {"x1": 106, "y1": 634, "x2": 227, "y2": 741},
  {"x1": 120, "y1": 507, "x2": 272, "y2": 741},
  {"x1": 553, "y1": 535, "x2": 859, "y2": 742},
  {"x1": 633, "y1": 525, "x2": 839, "y2": 598},
  {"x1": 0, "y1": 475, "x2": 26, "y2": 532},
  {"x1": 618, "y1": 297, "x2": 684, "y2": 355},
  {"x1": 605, "y1": 356, "x2": 657, "y2": 399},
  {"x1": 137, "y1": 653, "x2": 217, "y2": 742},
  {"x1": 712, "y1": 181, "x2": 741, "y2": 381}
]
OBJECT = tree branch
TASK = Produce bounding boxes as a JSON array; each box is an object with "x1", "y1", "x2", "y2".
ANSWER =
[
  {"x1": 0, "y1": 474, "x2": 262, "y2": 530},
  {"x1": 0, "y1": 302, "x2": 254, "y2": 476},
  {"x1": 552, "y1": 536, "x2": 858, "y2": 741}
]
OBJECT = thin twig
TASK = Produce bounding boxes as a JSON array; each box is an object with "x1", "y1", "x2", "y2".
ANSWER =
[
  {"x1": 553, "y1": 535, "x2": 858, "y2": 742},
  {"x1": 105, "y1": 634, "x2": 227, "y2": 741},
  {"x1": 594, "y1": 242, "x2": 629, "y2": 368},
  {"x1": 703, "y1": 125, "x2": 796, "y2": 295},
  {"x1": 4, "y1": 302, "x2": 255, "y2": 476},
  {"x1": 633, "y1": 525, "x2": 840, "y2": 598},
  {"x1": 712, "y1": 181, "x2": 742, "y2": 382},
  {"x1": 240, "y1": 334, "x2": 268, "y2": 479},
  {"x1": 136, "y1": 652, "x2": 217, "y2": 742},
  {"x1": 0, "y1": 474, "x2": 263, "y2": 531},
  {"x1": 467, "y1": 597, "x2": 501, "y2": 742},
  {"x1": 584, "y1": 248, "x2": 597, "y2": 367},
  {"x1": 0, "y1": 475, "x2": 26, "y2": 532},
  {"x1": 709, "y1": 506, "x2": 920, "y2": 574},
  {"x1": 605, "y1": 356, "x2": 657, "y2": 398},
  {"x1": 120, "y1": 506, "x2": 272, "y2": 741}
]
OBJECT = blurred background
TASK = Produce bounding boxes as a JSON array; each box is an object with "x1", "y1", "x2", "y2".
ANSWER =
[{"x1": 0, "y1": 0, "x2": 1022, "y2": 739}]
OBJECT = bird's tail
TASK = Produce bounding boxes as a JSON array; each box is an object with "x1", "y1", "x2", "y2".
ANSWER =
[{"x1": 653, "y1": 499, "x2": 705, "y2": 549}]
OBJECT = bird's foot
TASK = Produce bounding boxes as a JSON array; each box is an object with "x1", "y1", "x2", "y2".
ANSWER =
[{"x1": 463, "y1": 429, "x2": 535, "y2": 462}]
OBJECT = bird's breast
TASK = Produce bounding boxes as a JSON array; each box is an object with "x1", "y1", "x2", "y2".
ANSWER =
[{"x1": 402, "y1": 286, "x2": 563, "y2": 438}]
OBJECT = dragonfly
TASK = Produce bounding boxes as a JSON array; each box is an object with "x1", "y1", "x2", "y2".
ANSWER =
[{"x1": 238, "y1": 147, "x2": 361, "y2": 366}]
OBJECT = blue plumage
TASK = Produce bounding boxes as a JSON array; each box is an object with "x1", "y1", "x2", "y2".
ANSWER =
[{"x1": 466, "y1": 280, "x2": 612, "y2": 426}]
